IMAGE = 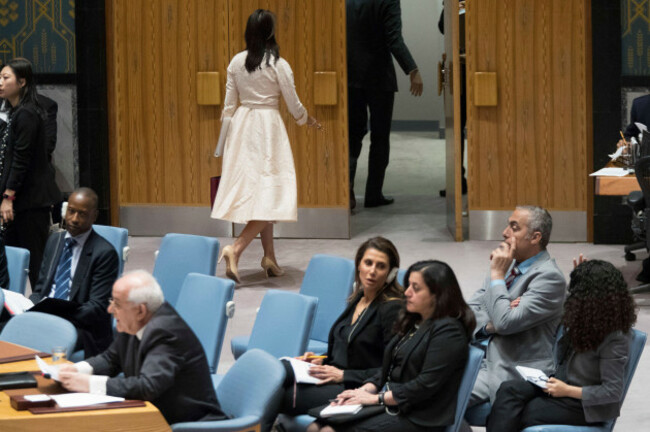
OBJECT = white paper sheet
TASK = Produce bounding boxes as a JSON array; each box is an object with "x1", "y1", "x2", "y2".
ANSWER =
[
  {"x1": 515, "y1": 365, "x2": 549, "y2": 389},
  {"x1": 24, "y1": 394, "x2": 52, "y2": 402},
  {"x1": 50, "y1": 393, "x2": 125, "y2": 408},
  {"x1": 35, "y1": 355, "x2": 60, "y2": 381},
  {"x1": 2, "y1": 289, "x2": 34, "y2": 315},
  {"x1": 589, "y1": 167, "x2": 633, "y2": 177},
  {"x1": 279, "y1": 357, "x2": 321, "y2": 384},
  {"x1": 320, "y1": 404, "x2": 363, "y2": 418}
]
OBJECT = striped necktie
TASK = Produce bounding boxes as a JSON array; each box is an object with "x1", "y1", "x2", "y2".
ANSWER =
[
  {"x1": 504, "y1": 265, "x2": 520, "y2": 290},
  {"x1": 53, "y1": 238, "x2": 76, "y2": 300}
]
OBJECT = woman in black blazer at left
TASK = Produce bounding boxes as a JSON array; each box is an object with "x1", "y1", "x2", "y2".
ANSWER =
[
  {"x1": 280, "y1": 236, "x2": 404, "y2": 415},
  {"x1": 0, "y1": 58, "x2": 61, "y2": 286},
  {"x1": 308, "y1": 260, "x2": 476, "y2": 432}
]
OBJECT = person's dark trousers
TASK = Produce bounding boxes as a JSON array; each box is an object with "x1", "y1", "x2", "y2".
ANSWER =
[
  {"x1": 4, "y1": 207, "x2": 51, "y2": 288},
  {"x1": 348, "y1": 87, "x2": 395, "y2": 202},
  {"x1": 487, "y1": 380, "x2": 589, "y2": 432}
]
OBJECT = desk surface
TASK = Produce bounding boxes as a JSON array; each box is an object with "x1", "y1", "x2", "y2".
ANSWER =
[
  {"x1": 0, "y1": 358, "x2": 170, "y2": 432},
  {"x1": 595, "y1": 175, "x2": 641, "y2": 196}
]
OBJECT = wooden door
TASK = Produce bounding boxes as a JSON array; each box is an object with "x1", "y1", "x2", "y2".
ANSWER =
[
  {"x1": 107, "y1": 0, "x2": 349, "y2": 237},
  {"x1": 443, "y1": 0, "x2": 464, "y2": 241},
  {"x1": 465, "y1": 0, "x2": 592, "y2": 241}
]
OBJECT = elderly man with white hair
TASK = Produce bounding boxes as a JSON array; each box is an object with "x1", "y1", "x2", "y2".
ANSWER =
[{"x1": 58, "y1": 270, "x2": 226, "y2": 425}]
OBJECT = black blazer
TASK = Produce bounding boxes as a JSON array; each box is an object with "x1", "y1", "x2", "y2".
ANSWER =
[
  {"x1": 0, "y1": 102, "x2": 60, "y2": 212},
  {"x1": 30, "y1": 229, "x2": 119, "y2": 356},
  {"x1": 86, "y1": 302, "x2": 226, "y2": 425},
  {"x1": 346, "y1": 0, "x2": 418, "y2": 92},
  {"x1": 326, "y1": 296, "x2": 402, "y2": 388},
  {"x1": 368, "y1": 317, "x2": 469, "y2": 428},
  {"x1": 625, "y1": 94, "x2": 650, "y2": 139},
  {"x1": 37, "y1": 95, "x2": 58, "y2": 160}
]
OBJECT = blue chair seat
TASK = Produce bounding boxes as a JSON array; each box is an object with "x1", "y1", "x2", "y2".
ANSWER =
[
  {"x1": 305, "y1": 339, "x2": 328, "y2": 355},
  {"x1": 230, "y1": 336, "x2": 250, "y2": 360}
]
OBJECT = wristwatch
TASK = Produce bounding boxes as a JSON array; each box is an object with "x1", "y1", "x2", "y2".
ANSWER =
[
  {"x1": 2, "y1": 193, "x2": 15, "y2": 201},
  {"x1": 378, "y1": 392, "x2": 386, "y2": 406}
]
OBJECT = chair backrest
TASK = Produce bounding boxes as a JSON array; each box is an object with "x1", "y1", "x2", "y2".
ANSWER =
[
  {"x1": 175, "y1": 273, "x2": 235, "y2": 373},
  {"x1": 299, "y1": 254, "x2": 355, "y2": 343},
  {"x1": 216, "y1": 349, "x2": 286, "y2": 432},
  {"x1": 152, "y1": 233, "x2": 220, "y2": 306},
  {"x1": 397, "y1": 268, "x2": 407, "y2": 287},
  {"x1": 248, "y1": 290, "x2": 318, "y2": 358},
  {"x1": 5, "y1": 246, "x2": 30, "y2": 294},
  {"x1": 93, "y1": 224, "x2": 129, "y2": 276},
  {"x1": 0, "y1": 311, "x2": 78, "y2": 356},
  {"x1": 446, "y1": 346, "x2": 485, "y2": 432}
]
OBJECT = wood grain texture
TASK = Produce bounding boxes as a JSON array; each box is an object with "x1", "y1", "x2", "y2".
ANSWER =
[
  {"x1": 108, "y1": 0, "x2": 347, "y2": 218},
  {"x1": 473, "y1": 72, "x2": 497, "y2": 106},
  {"x1": 466, "y1": 0, "x2": 590, "y2": 212},
  {"x1": 314, "y1": 72, "x2": 337, "y2": 105},
  {"x1": 197, "y1": 72, "x2": 222, "y2": 105}
]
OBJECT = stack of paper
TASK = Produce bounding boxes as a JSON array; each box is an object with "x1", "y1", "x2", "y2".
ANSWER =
[
  {"x1": 50, "y1": 393, "x2": 125, "y2": 408},
  {"x1": 2, "y1": 289, "x2": 34, "y2": 315},
  {"x1": 320, "y1": 404, "x2": 363, "y2": 418},
  {"x1": 515, "y1": 365, "x2": 549, "y2": 389},
  {"x1": 279, "y1": 357, "x2": 321, "y2": 384}
]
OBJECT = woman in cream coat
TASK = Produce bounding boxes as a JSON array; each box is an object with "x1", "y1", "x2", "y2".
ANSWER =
[{"x1": 211, "y1": 9, "x2": 319, "y2": 283}]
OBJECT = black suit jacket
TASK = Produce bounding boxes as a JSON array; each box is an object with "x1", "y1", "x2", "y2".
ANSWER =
[
  {"x1": 346, "y1": 0, "x2": 418, "y2": 92},
  {"x1": 30, "y1": 229, "x2": 118, "y2": 356},
  {"x1": 0, "y1": 102, "x2": 61, "y2": 212},
  {"x1": 624, "y1": 94, "x2": 650, "y2": 139},
  {"x1": 86, "y1": 302, "x2": 226, "y2": 425},
  {"x1": 37, "y1": 95, "x2": 58, "y2": 160},
  {"x1": 367, "y1": 317, "x2": 469, "y2": 428},
  {"x1": 326, "y1": 296, "x2": 402, "y2": 388}
]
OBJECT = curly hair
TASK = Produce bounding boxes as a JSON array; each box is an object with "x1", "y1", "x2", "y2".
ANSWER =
[
  {"x1": 563, "y1": 260, "x2": 637, "y2": 352},
  {"x1": 395, "y1": 260, "x2": 475, "y2": 339},
  {"x1": 349, "y1": 236, "x2": 404, "y2": 303}
]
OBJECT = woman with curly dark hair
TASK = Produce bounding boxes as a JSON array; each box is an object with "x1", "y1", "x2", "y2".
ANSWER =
[{"x1": 487, "y1": 260, "x2": 637, "y2": 431}]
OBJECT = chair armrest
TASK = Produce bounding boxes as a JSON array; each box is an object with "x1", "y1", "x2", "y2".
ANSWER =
[
  {"x1": 171, "y1": 415, "x2": 260, "y2": 432},
  {"x1": 122, "y1": 246, "x2": 130, "y2": 262}
]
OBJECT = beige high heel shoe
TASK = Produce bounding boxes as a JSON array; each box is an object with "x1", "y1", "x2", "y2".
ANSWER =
[
  {"x1": 219, "y1": 245, "x2": 241, "y2": 283},
  {"x1": 261, "y1": 256, "x2": 285, "y2": 277}
]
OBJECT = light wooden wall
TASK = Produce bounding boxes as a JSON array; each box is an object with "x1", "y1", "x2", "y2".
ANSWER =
[
  {"x1": 465, "y1": 0, "x2": 592, "y2": 213},
  {"x1": 107, "y1": 0, "x2": 348, "y2": 223}
]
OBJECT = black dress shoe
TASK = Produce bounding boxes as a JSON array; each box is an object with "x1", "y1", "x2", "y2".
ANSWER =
[
  {"x1": 439, "y1": 178, "x2": 468, "y2": 197},
  {"x1": 364, "y1": 196, "x2": 395, "y2": 208}
]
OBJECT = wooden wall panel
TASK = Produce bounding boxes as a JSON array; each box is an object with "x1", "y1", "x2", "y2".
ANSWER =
[
  {"x1": 466, "y1": 0, "x2": 591, "y2": 212},
  {"x1": 108, "y1": 0, "x2": 347, "y2": 219}
]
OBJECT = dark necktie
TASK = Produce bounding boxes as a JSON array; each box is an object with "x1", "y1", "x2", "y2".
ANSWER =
[
  {"x1": 504, "y1": 265, "x2": 520, "y2": 290},
  {"x1": 53, "y1": 238, "x2": 76, "y2": 299}
]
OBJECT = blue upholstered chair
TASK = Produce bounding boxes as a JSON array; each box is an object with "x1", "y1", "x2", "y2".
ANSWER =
[
  {"x1": 0, "y1": 311, "x2": 77, "y2": 357},
  {"x1": 397, "y1": 268, "x2": 407, "y2": 287},
  {"x1": 521, "y1": 328, "x2": 647, "y2": 432},
  {"x1": 171, "y1": 349, "x2": 286, "y2": 432},
  {"x1": 5, "y1": 246, "x2": 30, "y2": 294},
  {"x1": 176, "y1": 274, "x2": 235, "y2": 373},
  {"x1": 93, "y1": 224, "x2": 129, "y2": 276},
  {"x1": 300, "y1": 255, "x2": 355, "y2": 354},
  {"x1": 231, "y1": 254, "x2": 354, "y2": 358},
  {"x1": 231, "y1": 290, "x2": 318, "y2": 360},
  {"x1": 277, "y1": 344, "x2": 486, "y2": 432},
  {"x1": 153, "y1": 233, "x2": 220, "y2": 306}
]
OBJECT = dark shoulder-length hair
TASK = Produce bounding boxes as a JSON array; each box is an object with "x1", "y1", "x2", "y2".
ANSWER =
[
  {"x1": 564, "y1": 260, "x2": 637, "y2": 352},
  {"x1": 395, "y1": 260, "x2": 475, "y2": 338},
  {"x1": 348, "y1": 236, "x2": 404, "y2": 304},
  {"x1": 244, "y1": 9, "x2": 280, "y2": 73},
  {"x1": 3, "y1": 58, "x2": 41, "y2": 111}
]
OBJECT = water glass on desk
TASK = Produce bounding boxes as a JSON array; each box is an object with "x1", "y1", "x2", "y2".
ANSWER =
[{"x1": 52, "y1": 346, "x2": 67, "y2": 364}]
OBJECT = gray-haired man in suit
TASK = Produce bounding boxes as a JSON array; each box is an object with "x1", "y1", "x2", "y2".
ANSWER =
[{"x1": 467, "y1": 206, "x2": 566, "y2": 408}]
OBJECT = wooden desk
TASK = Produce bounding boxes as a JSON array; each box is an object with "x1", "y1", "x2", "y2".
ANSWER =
[
  {"x1": 595, "y1": 175, "x2": 641, "y2": 196},
  {"x1": 0, "y1": 359, "x2": 170, "y2": 432}
]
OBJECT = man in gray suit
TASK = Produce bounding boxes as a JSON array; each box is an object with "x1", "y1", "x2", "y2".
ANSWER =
[{"x1": 467, "y1": 205, "x2": 566, "y2": 407}]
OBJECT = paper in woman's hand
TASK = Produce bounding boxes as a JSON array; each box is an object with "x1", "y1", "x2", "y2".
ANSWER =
[
  {"x1": 214, "y1": 117, "x2": 232, "y2": 157},
  {"x1": 515, "y1": 365, "x2": 549, "y2": 389}
]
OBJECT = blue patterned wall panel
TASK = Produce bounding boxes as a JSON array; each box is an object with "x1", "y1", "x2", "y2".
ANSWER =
[
  {"x1": 0, "y1": 0, "x2": 75, "y2": 73},
  {"x1": 622, "y1": 0, "x2": 650, "y2": 76}
]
